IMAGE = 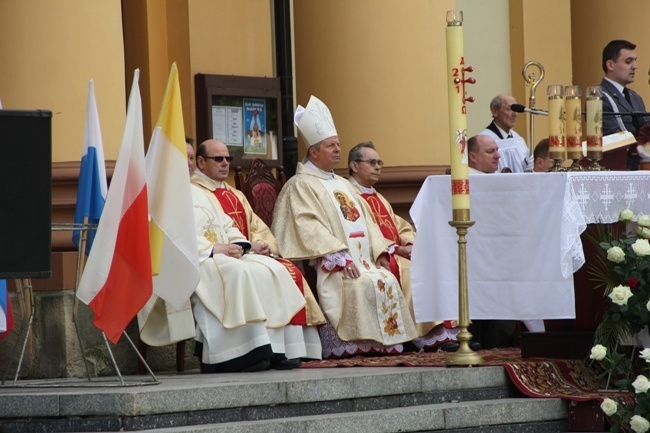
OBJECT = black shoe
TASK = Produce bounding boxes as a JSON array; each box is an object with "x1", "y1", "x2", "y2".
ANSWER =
[
  {"x1": 440, "y1": 341, "x2": 482, "y2": 352},
  {"x1": 240, "y1": 359, "x2": 271, "y2": 372},
  {"x1": 270, "y1": 355, "x2": 302, "y2": 370},
  {"x1": 440, "y1": 341, "x2": 460, "y2": 352}
]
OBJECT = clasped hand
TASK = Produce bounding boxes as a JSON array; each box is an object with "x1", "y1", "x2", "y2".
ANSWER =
[
  {"x1": 213, "y1": 243, "x2": 243, "y2": 259},
  {"x1": 251, "y1": 241, "x2": 271, "y2": 256}
]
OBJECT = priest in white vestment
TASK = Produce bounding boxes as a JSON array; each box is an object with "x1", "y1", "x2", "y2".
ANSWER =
[
  {"x1": 191, "y1": 178, "x2": 315, "y2": 372},
  {"x1": 272, "y1": 95, "x2": 418, "y2": 359},
  {"x1": 478, "y1": 94, "x2": 532, "y2": 173}
]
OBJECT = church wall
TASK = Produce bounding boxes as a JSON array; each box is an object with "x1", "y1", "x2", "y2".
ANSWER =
[
  {"x1": 508, "y1": 0, "x2": 574, "y2": 149},
  {"x1": 0, "y1": 0, "x2": 126, "y2": 162},
  {"x1": 293, "y1": 0, "x2": 455, "y2": 168}
]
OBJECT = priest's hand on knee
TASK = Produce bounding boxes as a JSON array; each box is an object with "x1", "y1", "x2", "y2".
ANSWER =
[
  {"x1": 396, "y1": 245, "x2": 412, "y2": 260},
  {"x1": 376, "y1": 253, "x2": 391, "y2": 271},
  {"x1": 212, "y1": 244, "x2": 243, "y2": 259},
  {"x1": 343, "y1": 263, "x2": 359, "y2": 279}
]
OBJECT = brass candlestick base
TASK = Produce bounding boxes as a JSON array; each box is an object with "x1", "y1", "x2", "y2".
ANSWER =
[
  {"x1": 567, "y1": 158, "x2": 584, "y2": 172},
  {"x1": 586, "y1": 152, "x2": 607, "y2": 171},
  {"x1": 446, "y1": 220, "x2": 483, "y2": 366},
  {"x1": 548, "y1": 158, "x2": 567, "y2": 172},
  {"x1": 587, "y1": 158, "x2": 609, "y2": 171},
  {"x1": 588, "y1": 160, "x2": 608, "y2": 171}
]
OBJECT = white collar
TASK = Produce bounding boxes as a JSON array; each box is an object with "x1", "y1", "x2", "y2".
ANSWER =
[
  {"x1": 348, "y1": 176, "x2": 375, "y2": 194},
  {"x1": 604, "y1": 77, "x2": 626, "y2": 95},
  {"x1": 494, "y1": 122, "x2": 512, "y2": 138},
  {"x1": 305, "y1": 160, "x2": 335, "y2": 179},
  {"x1": 195, "y1": 170, "x2": 226, "y2": 189}
]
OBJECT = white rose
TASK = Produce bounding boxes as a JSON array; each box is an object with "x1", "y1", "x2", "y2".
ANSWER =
[
  {"x1": 647, "y1": 300, "x2": 650, "y2": 312},
  {"x1": 633, "y1": 239, "x2": 650, "y2": 256},
  {"x1": 600, "y1": 398, "x2": 618, "y2": 416},
  {"x1": 641, "y1": 348, "x2": 650, "y2": 362},
  {"x1": 609, "y1": 285, "x2": 633, "y2": 306},
  {"x1": 633, "y1": 375, "x2": 650, "y2": 393},
  {"x1": 631, "y1": 415, "x2": 650, "y2": 433},
  {"x1": 621, "y1": 208, "x2": 635, "y2": 222},
  {"x1": 590, "y1": 344, "x2": 607, "y2": 361},
  {"x1": 639, "y1": 214, "x2": 650, "y2": 228},
  {"x1": 607, "y1": 246, "x2": 626, "y2": 263},
  {"x1": 638, "y1": 227, "x2": 650, "y2": 239}
]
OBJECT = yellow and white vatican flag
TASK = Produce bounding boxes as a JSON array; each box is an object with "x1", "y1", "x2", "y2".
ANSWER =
[{"x1": 138, "y1": 63, "x2": 199, "y2": 345}]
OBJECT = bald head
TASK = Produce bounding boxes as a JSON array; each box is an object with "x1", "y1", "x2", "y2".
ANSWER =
[
  {"x1": 197, "y1": 139, "x2": 232, "y2": 182},
  {"x1": 468, "y1": 134, "x2": 500, "y2": 173}
]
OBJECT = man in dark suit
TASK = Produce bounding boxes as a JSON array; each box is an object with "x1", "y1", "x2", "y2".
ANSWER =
[{"x1": 601, "y1": 40, "x2": 650, "y2": 170}]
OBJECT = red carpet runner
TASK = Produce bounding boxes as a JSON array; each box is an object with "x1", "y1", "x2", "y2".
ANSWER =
[{"x1": 302, "y1": 347, "x2": 634, "y2": 406}]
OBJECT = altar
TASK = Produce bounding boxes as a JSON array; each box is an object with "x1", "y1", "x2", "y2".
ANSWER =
[{"x1": 410, "y1": 171, "x2": 650, "y2": 323}]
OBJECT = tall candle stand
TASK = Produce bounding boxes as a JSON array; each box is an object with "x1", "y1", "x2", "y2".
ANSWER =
[{"x1": 445, "y1": 9, "x2": 482, "y2": 366}]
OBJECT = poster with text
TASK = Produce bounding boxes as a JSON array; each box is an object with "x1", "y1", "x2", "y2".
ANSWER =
[
  {"x1": 243, "y1": 99, "x2": 267, "y2": 155},
  {"x1": 211, "y1": 105, "x2": 243, "y2": 147}
]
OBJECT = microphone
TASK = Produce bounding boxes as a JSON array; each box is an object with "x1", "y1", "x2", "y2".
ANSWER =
[{"x1": 510, "y1": 104, "x2": 548, "y2": 116}]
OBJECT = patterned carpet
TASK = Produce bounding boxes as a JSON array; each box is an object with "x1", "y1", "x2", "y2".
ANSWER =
[{"x1": 301, "y1": 347, "x2": 634, "y2": 406}]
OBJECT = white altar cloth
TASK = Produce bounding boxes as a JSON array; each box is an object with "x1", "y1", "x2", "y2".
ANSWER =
[{"x1": 410, "y1": 171, "x2": 650, "y2": 323}]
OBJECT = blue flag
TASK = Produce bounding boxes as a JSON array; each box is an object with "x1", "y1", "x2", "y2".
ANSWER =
[
  {"x1": 73, "y1": 80, "x2": 107, "y2": 254},
  {"x1": 0, "y1": 279, "x2": 13, "y2": 338}
]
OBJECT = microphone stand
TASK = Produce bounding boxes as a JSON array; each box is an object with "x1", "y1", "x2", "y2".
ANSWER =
[{"x1": 522, "y1": 62, "x2": 545, "y2": 155}]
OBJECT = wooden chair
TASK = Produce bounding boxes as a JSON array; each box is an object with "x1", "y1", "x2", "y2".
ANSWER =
[
  {"x1": 234, "y1": 159, "x2": 319, "y2": 299},
  {"x1": 234, "y1": 159, "x2": 287, "y2": 227}
]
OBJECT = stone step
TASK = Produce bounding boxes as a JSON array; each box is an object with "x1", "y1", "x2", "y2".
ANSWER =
[
  {"x1": 0, "y1": 366, "x2": 569, "y2": 433},
  {"x1": 127, "y1": 398, "x2": 569, "y2": 433}
]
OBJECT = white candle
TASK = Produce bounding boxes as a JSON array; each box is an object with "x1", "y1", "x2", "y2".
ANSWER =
[{"x1": 446, "y1": 10, "x2": 469, "y2": 221}]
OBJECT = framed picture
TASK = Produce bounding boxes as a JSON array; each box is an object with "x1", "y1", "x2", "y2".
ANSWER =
[{"x1": 195, "y1": 74, "x2": 282, "y2": 168}]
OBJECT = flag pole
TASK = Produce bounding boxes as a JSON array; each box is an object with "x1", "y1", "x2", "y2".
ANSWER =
[{"x1": 73, "y1": 216, "x2": 89, "y2": 319}]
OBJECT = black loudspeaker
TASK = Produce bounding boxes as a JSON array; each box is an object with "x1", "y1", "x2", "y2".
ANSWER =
[{"x1": 0, "y1": 110, "x2": 52, "y2": 279}]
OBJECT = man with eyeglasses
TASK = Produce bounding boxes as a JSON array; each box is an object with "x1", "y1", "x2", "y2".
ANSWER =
[
  {"x1": 192, "y1": 139, "x2": 324, "y2": 327},
  {"x1": 347, "y1": 141, "x2": 461, "y2": 351},
  {"x1": 272, "y1": 96, "x2": 419, "y2": 359},
  {"x1": 188, "y1": 138, "x2": 324, "y2": 372}
]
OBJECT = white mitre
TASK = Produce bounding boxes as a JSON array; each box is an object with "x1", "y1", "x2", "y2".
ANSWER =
[{"x1": 294, "y1": 95, "x2": 337, "y2": 147}]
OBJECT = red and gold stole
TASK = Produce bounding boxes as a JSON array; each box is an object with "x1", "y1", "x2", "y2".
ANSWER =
[
  {"x1": 361, "y1": 192, "x2": 401, "y2": 281},
  {"x1": 360, "y1": 193, "x2": 400, "y2": 245},
  {"x1": 212, "y1": 188, "x2": 250, "y2": 238}
]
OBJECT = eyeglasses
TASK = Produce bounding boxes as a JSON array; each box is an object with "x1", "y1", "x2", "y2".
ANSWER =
[
  {"x1": 201, "y1": 155, "x2": 234, "y2": 163},
  {"x1": 355, "y1": 159, "x2": 384, "y2": 167}
]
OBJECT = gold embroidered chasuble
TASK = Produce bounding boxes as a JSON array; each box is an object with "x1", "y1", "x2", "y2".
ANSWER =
[
  {"x1": 272, "y1": 162, "x2": 417, "y2": 344},
  {"x1": 191, "y1": 173, "x2": 325, "y2": 326},
  {"x1": 190, "y1": 182, "x2": 305, "y2": 329}
]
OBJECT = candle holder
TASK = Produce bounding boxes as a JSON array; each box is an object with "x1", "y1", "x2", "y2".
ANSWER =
[
  {"x1": 548, "y1": 85, "x2": 566, "y2": 172},
  {"x1": 445, "y1": 219, "x2": 483, "y2": 367},
  {"x1": 585, "y1": 86, "x2": 606, "y2": 171},
  {"x1": 565, "y1": 85, "x2": 583, "y2": 171},
  {"x1": 587, "y1": 138, "x2": 607, "y2": 171},
  {"x1": 445, "y1": 10, "x2": 481, "y2": 367}
]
